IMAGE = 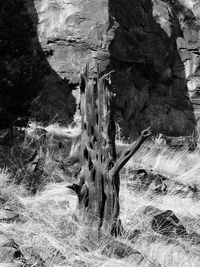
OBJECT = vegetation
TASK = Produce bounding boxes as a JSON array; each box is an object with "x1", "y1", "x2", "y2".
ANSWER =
[{"x1": 0, "y1": 121, "x2": 200, "y2": 266}]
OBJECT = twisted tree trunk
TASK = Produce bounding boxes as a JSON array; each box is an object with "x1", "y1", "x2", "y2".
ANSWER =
[{"x1": 77, "y1": 63, "x2": 151, "y2": 234}]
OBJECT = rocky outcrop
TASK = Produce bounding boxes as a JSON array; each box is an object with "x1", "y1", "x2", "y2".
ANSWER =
[
  {"x1": 1, "y1": 0, "x2": 200, "y2": 139},
  {"x1": 108, "y1": 0, "x2": 199, "y2": 138},
  {"x1": 128, "y1": 168, "x2": 199, "y2": 196},
  {"x1": 152, "y1": 209, "x2": 187, "y2": 237},
  {"x1": 134, "y1": 205, "x2": 187, "y2": 237},
  {"x1": 0, "y1": 0, "x2": 76, "y2": 128},
  {"x1": 33, "y1": 0, "x2": 200, "y2": 139},
  {"x1": 0, "y1": 237, "x2": 23, "y2": 264}
]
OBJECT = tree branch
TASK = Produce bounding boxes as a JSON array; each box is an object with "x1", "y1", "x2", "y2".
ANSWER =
[{"x1": 110, "y1": 127, "x2": 152, "y2": 176}]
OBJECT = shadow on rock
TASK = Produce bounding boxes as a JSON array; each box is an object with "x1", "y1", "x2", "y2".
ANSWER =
[
  {"x1": 0, "y1": 0, "x2": 76, "y2": 129},
  {"x1": 108, "y1": 0, "x2": 197, "y2": 139},
  {"x1": 152, "y1": 210, "x2": 187, "y2": 237}
]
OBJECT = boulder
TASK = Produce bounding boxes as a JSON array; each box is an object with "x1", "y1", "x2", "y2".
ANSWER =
[
  {"x1": 0, "y1": 205, "x2": 19, "y2": 223},
  {"x1": 127, "y1": 229, "x2": 141, "y2": 243},
  {"x1": 103, "y1": 240, "x2": 144, "y2": 261},
  {"x1": 188, "y1": 231, "x2": 200, "y2": 245},
  {"x1": 164, "y1": 135, "x2": 197, "y2": 150},
  {"x1": 0, "y1": 238, "x2": 23, "y2": 263},
  {"x1": 129, "y1": 169, "x2": 168, "y2": 194},
  {"x1": 131, "y1": 206, "x2": 187, "y2": 239},
  {"x1": 129, "y1": 169, "x2": 199, "y2": 197},
  {"x1": 151, "y1": 210, "x2": 187, "y2": 237}
]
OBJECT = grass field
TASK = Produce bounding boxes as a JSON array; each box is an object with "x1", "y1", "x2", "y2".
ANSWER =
[{"x1": 0, "y1": 123, "x2": 200, "y2": 267}]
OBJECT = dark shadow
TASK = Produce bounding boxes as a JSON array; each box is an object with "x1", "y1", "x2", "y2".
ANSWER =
[
  {"x1": 0, "y1": 0, "x2": 76, "y2": 128},
  {"x1": 108, "y1": 0, "x2": 197, "y2": 139}
]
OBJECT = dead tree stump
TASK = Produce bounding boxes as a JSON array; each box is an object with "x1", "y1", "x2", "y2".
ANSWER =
[{"x1": 77, "y1": 64, "x2": 151, "y2": 234}]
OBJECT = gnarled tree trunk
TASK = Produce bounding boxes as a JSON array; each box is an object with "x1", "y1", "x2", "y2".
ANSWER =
[{"x1": 78, "y1": 63, "x2": 151, "y2": 234}]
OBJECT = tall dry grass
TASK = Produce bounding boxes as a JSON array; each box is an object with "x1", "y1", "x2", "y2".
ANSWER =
[{"x1": 0, "y1": 123, "x2": 200, "y2": 266}]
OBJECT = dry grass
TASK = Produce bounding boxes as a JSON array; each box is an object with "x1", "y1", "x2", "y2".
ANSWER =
[{"x1": 0, "y1": 124, "x2": 200, "y2": 266}]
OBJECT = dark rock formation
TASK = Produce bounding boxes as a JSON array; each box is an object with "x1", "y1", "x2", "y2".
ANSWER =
[
  {"x1": 129, "y1": 169, "x2": 168, "y2": 193},
  {"x1": 0, "y1": 0, "x2": 76, "y2": 128},
  {"x1": 33, "y1": 0, "x2": 200, "y2": 139},
  {"x1": 102, "y1": 240, "x2": 144, "y2": 260},
  {"x1": 127, "y1": 229, "x2": 142, "y2": 243},
  {"x1": 108, "y1": 0, "x2": 197, "y2": 138},
  {"x1": 129, "y1": 168, "x2": 199, "y2": 196},
  {"x1": 134, "y1": 206, "x2": 187, "y2": 238},
  {"x1": 66, "y1": 183, "x2": 81, "y2": 195},
  {"x1": 0, "y1": 205, "x2": 19, "y2": 223},
  {"x1": 0, "y1": 238, "x2": 23, "y2": 263},
  {"x1": 158, "y1": 134, "x2": 197, "y2": 150},
  {"x1": 1, "y1": 0, "x2": 200, "y2": 139},
  {"x1": 152, "y1": 210, "x2": 187, "y2": 237}
]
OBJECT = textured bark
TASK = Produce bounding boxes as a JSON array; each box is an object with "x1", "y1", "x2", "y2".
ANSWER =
[{"x1": 78, "y1": 64, "x2": 151, "y2": 233}]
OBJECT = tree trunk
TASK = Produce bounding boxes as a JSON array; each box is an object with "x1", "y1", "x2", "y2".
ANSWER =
[{"x1": 78, "y1": 63, "x2": 151, "y2": 234}]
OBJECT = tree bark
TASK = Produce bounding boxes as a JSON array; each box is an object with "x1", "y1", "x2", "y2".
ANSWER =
[{"x1": 77, "y1": 63, "x2": 151, "y2": 234}]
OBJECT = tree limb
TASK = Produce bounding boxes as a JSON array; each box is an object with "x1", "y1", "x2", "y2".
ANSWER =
[{"x1": 110, "y1": 127, "x2": 152, "y2": 176}]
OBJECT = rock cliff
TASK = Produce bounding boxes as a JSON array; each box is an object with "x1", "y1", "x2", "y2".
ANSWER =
[
  {"x1": 0, "y1": 0, "x2": 76, "y2": 128},
  {"x1": 1, "y1": 0, "x2": 200, "y2": 139}
]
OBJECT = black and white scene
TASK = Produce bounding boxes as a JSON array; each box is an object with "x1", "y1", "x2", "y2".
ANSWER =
[{"x1": 0, "y1": 0, "x2": 200, "y2": 266}]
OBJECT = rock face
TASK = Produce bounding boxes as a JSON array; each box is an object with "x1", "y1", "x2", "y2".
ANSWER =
[
  {"x1": 0, "y1": 237, "x2": 23, "y2": 263},
  {"x1": 152, "y1": 210, "x2": 187, "y2": 237},
  {"x1": 0, "y1": 0, "x2": 76, "y2": 128},
  {"x1": 1, "y1": 0, "x2": 200, "y2": 139},
  {"x1": 108, "y1": 0, "x2": 199, "y2": 138}
]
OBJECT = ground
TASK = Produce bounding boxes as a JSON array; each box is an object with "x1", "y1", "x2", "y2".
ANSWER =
[{"x1": 0, "y1": 122, "x2": 199, "y2": 266}]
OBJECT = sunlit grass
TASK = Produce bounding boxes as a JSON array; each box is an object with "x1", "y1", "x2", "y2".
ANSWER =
[{"x1": 0, "y1": 123, "x2": 200, "y2": 266}]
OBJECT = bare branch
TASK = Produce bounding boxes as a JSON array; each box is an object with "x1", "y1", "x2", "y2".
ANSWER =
[{"x1": 110, "y1": 127, "x2": 152, "y2": 176}]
